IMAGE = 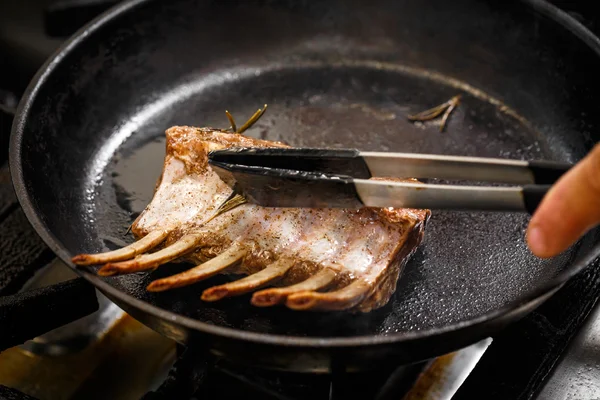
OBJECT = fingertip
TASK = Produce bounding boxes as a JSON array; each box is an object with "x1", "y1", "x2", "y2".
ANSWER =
[{"x1": 526, "y1": 225, "x2": 552, "y2": 258}]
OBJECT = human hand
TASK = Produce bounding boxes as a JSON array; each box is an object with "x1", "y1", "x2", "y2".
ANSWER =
[{"x1": 527, "y1": 144, "x2": 600, "y2": 258}]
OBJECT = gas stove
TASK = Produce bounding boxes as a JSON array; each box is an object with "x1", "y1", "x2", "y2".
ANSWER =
[{"x1": 1, "y1": 1, "x2": 600, "y2": 399}]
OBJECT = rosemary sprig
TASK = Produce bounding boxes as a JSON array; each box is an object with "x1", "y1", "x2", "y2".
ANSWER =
[
  {"x1": 224, "y1": 104, "x2": 268, "y2": 134},
  {"x1": 237, "y1": 104, "x2": 268, "y2": 133},
  {"x1": 225, "y1": 110, "x2": 237, "y2": 133},
  {"x1": 407, "y1": 95, "x2": 461, "y2": 132}
]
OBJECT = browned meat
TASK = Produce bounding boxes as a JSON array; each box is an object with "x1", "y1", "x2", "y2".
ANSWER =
[{"x1": 72, "y1": 125, "x2": 430, "y2": 312}]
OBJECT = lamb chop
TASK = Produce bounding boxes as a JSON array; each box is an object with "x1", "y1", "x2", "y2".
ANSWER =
[{"x1": 72, "y1": 108, "x2": 430, "y2": 312}]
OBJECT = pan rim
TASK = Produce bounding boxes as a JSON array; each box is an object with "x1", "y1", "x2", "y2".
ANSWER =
[{"x1": 8, "y1": 0, "x2": 600, "y2": 348}]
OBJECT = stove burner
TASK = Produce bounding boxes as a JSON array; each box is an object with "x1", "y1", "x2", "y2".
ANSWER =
[
  {"x1": 142, "y1": 346, "x2": 208, "y2": 400},
  {"x1": 143, "y1": 345, "x2": 429, "y2": 400}
]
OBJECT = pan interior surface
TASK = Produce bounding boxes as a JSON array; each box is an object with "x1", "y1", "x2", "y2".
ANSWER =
[
  {"x1": 11, "y1": 0, "x2": 600, "y2": 342},
  {"x1": 95, "y1": 63, "x2": 576, "y2": 337}
]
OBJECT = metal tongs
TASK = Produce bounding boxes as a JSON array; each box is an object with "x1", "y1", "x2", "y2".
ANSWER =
[{"x1": 207, "y1": 148, "x2": 573, "y2": 214}]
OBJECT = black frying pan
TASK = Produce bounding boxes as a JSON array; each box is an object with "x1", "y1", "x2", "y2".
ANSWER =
[{"x1": 9, "y1": 0, "x2": 600, "y2": 372}]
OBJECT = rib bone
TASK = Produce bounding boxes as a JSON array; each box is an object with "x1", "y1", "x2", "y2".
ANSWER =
[
  {"x1": 251, "y1": 267, "x2": 337, "y2": 307},
  {"x1": 146, "y1": 246, "x2": 246, "y2": 292},
  {"x1": 201, "y1": 258, "x2": 295, "y2": 301},
  {"x1": 286, "y1": 280, "x2": 371, "y2": 311},
  {"x1": 97, "y1": 234, "x2": 203, "y2": 276},
  {"x1": 72, "y1": 230, "x2": 168, "y2": 266}
]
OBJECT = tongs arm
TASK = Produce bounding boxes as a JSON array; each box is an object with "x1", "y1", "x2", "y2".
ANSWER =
[
  {"x1": 209, "y1": 147, "x2": 570, "y2": 184},
  {"x1": 207, "y1": 148, "x2": 572, "y2": 213},
  {"x1": 359, "y1": 152, "x2": 570, "y2": 185}
]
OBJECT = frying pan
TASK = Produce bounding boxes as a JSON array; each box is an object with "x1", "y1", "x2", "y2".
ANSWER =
[{"x1": 9, "y1": 0, "x2": 600, "y2": 372}]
